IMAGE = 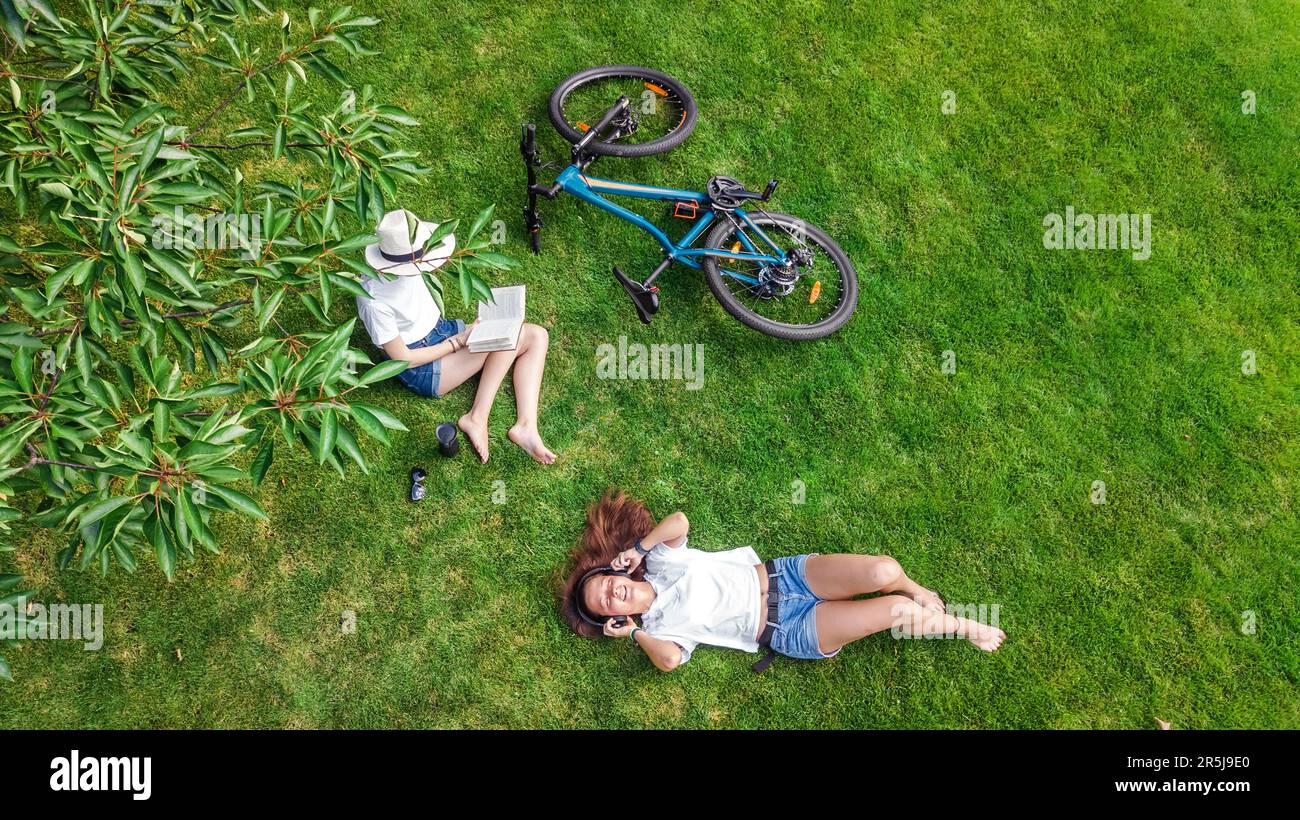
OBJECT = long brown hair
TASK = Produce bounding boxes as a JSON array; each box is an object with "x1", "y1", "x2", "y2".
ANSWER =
[{"x1": 560, "y1": 490, "x2": 654, "y2": 638}]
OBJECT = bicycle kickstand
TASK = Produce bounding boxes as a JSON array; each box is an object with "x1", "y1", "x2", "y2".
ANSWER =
[{"x1": 613, "y1": 257, "x2": 670, "y2": 325}]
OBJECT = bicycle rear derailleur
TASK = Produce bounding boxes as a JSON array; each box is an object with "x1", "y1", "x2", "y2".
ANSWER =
[{"x1": 753, "y1": 247, "x2": 813, "y2": 299}]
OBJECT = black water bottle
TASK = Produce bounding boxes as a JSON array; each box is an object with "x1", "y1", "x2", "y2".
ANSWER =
[{"x1": 435, "y1": 421, "x2": 460, "y2": 458}]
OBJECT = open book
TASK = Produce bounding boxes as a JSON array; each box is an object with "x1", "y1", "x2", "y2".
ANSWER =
[{"x1": 467, "y1": 285, "x2": 526, "y2": 353}]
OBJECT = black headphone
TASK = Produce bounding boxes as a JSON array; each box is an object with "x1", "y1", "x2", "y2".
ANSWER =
[{"x1": 574, "y1": 566, "x2": 631, "y2": 630}]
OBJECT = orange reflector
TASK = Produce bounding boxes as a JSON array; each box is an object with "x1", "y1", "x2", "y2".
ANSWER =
[
  {"x1": 809, "y1": 281, "x2": 822, "y2": 304},
  {"x1": 645, "y1": 82, "x2": 669, "y2": 97},
  {"x1": 576, "y1": 121, "x2": 590, "y2": 132},
  {"x1": 730, "y1": 242, "x2": 741, "y2": 253}
]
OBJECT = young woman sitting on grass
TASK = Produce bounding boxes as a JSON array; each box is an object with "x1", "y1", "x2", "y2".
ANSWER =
[
  {"x1": 356, "y1": 208, "x2": 556, "y2": 465},
  {"x1": 561, "y1": 491, "x2": 1005, "y2": 671}
]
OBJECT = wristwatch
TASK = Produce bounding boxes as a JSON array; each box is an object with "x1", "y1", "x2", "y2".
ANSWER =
[{"x1": 633, "y1": 539, "x2": 651, "y2": 556}]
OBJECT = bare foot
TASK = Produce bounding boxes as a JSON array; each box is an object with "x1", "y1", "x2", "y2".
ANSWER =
[
  {"x1": 964, "y1": 623, "x2": 1006, "y2": 652},
  {"x1": 458, "y1": 413, "x2": 490, "y2": 463},
  {"x1": 892, "y1": 583, "x2": 946, "y2": 612},
  {"x1": 909, "y1": 586, "x2": 946, "y2": 612},
  {"x1": 508, "y1": 423, "x2": 556, "y2": 465}
]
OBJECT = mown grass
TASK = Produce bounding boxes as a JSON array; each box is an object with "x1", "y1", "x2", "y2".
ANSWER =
[{"x1": 1, "y1": 0, "x2": 1297, "y2": 728}]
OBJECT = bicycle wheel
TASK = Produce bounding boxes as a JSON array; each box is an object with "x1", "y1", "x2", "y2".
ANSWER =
[
  {"x1": 701, "y1": 212, "x2": 858, "y2": 340},
  {"x1": 548, "y1": 65, "x2": 697, "y2": 158}
]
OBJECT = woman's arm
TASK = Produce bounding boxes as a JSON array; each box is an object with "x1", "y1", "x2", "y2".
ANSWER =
[
  {"x1": 606, "y1": 621, "x2": 683, "y2": 671},
  {"x1": 380, "y1": 321, "x2": 476, "y2": 368},
  {"x1": 644, "y1": 511, "x2": 689, "y2": 549},
  {"x1": 610, "y1": 511, "x2": 689, "y2": 572},
  {"x1": 635, "y1": 631, "x2": 683, "y2": 672}
]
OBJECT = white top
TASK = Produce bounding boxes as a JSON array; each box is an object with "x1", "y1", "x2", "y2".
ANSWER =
[
  {"x1": 355, "y1": 274, "x2": 441, "y2": 347},
  {"x1": 639, "y1": 538, "x2": 763, "y2": 665}
]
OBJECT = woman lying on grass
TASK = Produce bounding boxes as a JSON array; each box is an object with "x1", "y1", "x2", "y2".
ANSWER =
[{"x1": 561, "y1": 491, "x2": 1005, "y2": 671}]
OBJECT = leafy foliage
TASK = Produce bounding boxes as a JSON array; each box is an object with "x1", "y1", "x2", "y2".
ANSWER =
[{"x1": 0, "y1": 1, "x2": 517, "y2": 676}]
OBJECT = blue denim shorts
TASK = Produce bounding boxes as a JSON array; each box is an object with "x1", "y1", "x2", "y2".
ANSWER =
[
  {"x1": 393, "y1": 317, "x2": 466, "y2": 398},
  {"x1": 766, "y1": 553, "x2": 839, "y2": 661}
]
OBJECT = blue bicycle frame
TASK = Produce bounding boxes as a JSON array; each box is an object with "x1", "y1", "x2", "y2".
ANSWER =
[{"x1": 554, "y1": 164, "x2": 787, "y2": 286}]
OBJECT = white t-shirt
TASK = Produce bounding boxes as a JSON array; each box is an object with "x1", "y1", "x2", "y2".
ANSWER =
[
  {"x1": 355, "y1": 274, "x2": 441, "y2": 347},
  {"x1": 639, "y1": 539, "x2": 763, "y2": 665}
]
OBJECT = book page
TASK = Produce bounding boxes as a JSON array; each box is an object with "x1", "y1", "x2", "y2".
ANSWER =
[
  {"x1": 477, "y1": 286, "x2": 524, "y2": 323},
  {"x1": 467, "y1": 318, "x2": 516, "y2": 345}
]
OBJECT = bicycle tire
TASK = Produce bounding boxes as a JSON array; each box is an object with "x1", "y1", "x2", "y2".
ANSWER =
[
  {"x1": 701, "y1": 212, "x2": 858, "y2": 341},
  {"x1": 548, "y1": 65, "x2": 698, "y2": 158}
]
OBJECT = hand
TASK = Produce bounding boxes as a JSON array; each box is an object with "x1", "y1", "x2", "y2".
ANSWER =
[
  {"x1": 451, "y1": 320, "x2": 478, "y2": 350},
  {"x1": 611, "y1": 547, "x2": 643, "y2": 573},
  {"x1": 603, "y1": 618, "x2": 635, "y2": 638}
]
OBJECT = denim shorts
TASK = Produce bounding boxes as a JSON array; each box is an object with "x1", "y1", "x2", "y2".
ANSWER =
[
  {"x1": 393, "y1": 317, "x2": 466, "y2": 398},
  {"x1": 766, "y1": 553, "x2": 839, "y2": 660}
]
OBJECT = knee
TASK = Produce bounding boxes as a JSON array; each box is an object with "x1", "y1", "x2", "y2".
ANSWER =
[
  {"x1": 869, "y1": 555, "x2": 902, "y2": 588},
  {"x1": 525, "y1": 323, "x2": 549, "y2": 348}
]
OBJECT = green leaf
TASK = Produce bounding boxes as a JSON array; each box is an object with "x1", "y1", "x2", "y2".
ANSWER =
[
  {"x1": 357, "y1": 358, "x2": 408, "y2": 386},
  {"x1": 45, "y1": 257, "x2": 95, "y2": 303},
  {"x1": 250, "y1": 436, "x2": 274, "y2": 487},
  {"x1": 259, "y1": 286, "x2": 287, "y2": 331},
  {"x1": 205, "y1": 484, "x2": 268, "y2": 521},
  {"x1": 423, "y1": 218, "x2": 458, "y2": 252},
  {"x1": 178, "y1": 440, "x2": 228, "y2": 461},
  {"x1": 153, "y1": 400, "x2": 171, "y2": 440},
  {"x1": 112, "y1": 540, "x2": 137, "y2": 573},
  {"x1": 349, "y1": 402, "x2": 407, "y2": 432},
  {"x1": 146, "y1": 514, "x2": 174, "y2": 581},
  {"x1": 121, "y1": 251, "x2": 147, "y2": 295},
  {"x1": 1, "y1": 0, "x2": 27, "y2": 50},
  {"x1": 300, "y1": 292, "x2": 328, "y2": 324},
  {"x1": 317, "y1": 408, "x2": 336, "y2": 465},
  {"x1": 81, "y1": 496, "x2": 133, "y2": 527},
  {"x1": 143, "y1": 247, "x2": 202, "y2": 297},
  {"x1": 458, "y1": 264, "x2": 473, "y2": 307},
  {"x1": 347, "y1": 404, "x2": 389, "y2": 445},
  {"x1": 39, "y1": 181, "x2": 75, "y2": 200},
  {"x1": 334, "y1": 422, "x2": 367, "y2": 474},
  {"x1": 178, "y1": 486, "x2": 216, "y2": 552},
  {"x1": 465, "y1": 204, "x2": 495, "y2": 244},
  {"x1": 186, "y1": 383, "x2": 242, "y2": 399}
]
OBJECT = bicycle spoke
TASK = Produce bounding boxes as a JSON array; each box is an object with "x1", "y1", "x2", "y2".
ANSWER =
[
  {"x1": 560, "y1": 76, "x2": 686, "y2": 148},
  {"x1": 713, "y1": 216, "x2": 846, "y2": 328}
]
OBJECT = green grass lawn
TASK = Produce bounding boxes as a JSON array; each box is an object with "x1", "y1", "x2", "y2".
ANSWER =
[{"x1": 2, "y1": 0, "x2": 1298, "y2": 728}]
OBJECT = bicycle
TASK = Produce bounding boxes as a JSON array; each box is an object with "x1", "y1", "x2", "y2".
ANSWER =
[{"x1": 521, "y1": 65, "x2": 858, "y2": 341}]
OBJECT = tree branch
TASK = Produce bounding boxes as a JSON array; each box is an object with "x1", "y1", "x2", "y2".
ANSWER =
[
  {"x1": 189, "y1": 31, "x2": 331, "y2": 138},
  {"x1": 23, "y1": 441, "x2": 99, "y2": 472},
  {"x1": 32, "y1": 300, "x2": 252, "y2": 337},
  {"x1": 168, "y1": 140, "x2": 324, "y2": 150}
]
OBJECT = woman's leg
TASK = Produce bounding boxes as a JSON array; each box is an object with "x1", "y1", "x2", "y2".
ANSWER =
[
  {"x1": 444, "y1": 324, "x2": 554, "y2": 464},
  {"x1": 505, "y1": 324, "x2": 555, "y2": 465},
  {"x1": 434, "y1": 348, "x2": 489, "y2": 395},
  {"x1": 803, "y1": 554, "x2": 944, "y2": 609},
  {"x1": 813, "y1": 595, "x2": 1006, "y2": 655}
]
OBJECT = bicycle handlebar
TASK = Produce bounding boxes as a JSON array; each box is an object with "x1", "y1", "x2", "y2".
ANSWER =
[{"x1": 520, "y1": 122, "x2": 537, "y2": 160}]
